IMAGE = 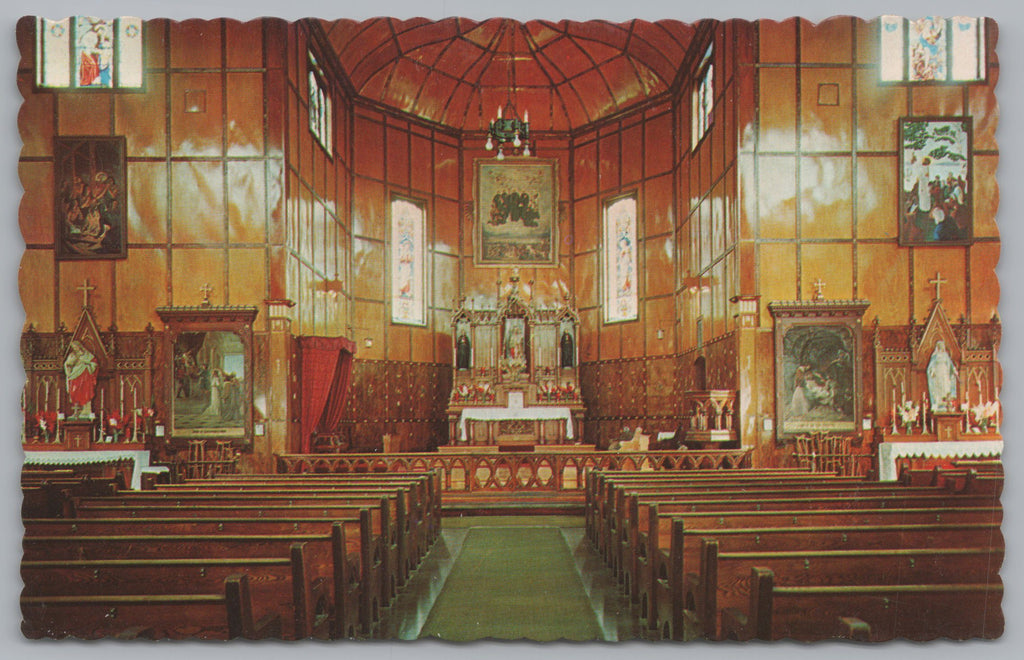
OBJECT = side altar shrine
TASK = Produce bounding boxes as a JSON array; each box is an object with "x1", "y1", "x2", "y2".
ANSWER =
[{"x1": 444, "y1": 271, "x2": 586, "y2": 450}]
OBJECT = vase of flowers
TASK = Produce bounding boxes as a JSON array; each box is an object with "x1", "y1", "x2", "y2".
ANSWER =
[
  {"x1": 34, "y1": 411, "x2": 58, "y2": 442},
  {"x1": 897, "y1": 400, "x2": 920, "y2": 435},
  {"x1": 106, "y1": 411, "x2": 127, "y2": 443},
  {"x1": 971, "y1": 401, "x2": 999, "y2": 432}
]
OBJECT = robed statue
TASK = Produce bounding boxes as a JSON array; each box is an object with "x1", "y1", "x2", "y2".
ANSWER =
[
  {"x1": 927, "y1": 340, "x2": 959, "y2": 412},
  {"x1": 456, "y1": 331, "x2": 471, "y2": 371},
  {"x1": 560, "y1": 331, "x2": 575, "y2": 368},
  {"x1": 64, "y1": 340, "x2": 98, "y2": 419}
]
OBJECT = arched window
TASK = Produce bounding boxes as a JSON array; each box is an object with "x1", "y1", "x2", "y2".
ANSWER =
[
  {"x1": 691, "y1": 43, "x2": 714, "y2": 149},
  {"x1": 390, "y1": 196, "x2": 426, "y2": 326},
  {"x1": 308, "y1": 51, "x2": 333, "y2": 153},
  {"x1": 603, "y1": 194, "x2": 638, "y2": 323}
]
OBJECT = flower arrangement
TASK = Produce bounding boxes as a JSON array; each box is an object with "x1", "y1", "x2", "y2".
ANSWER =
[
  {"x1": 970, "y1": 401, "x2": 1000, "y2": 432},
  {"x1": 897, "y1": 400, "x2": 920, "y2": 434},
  {"x1": 106, "y1": 411, "x2": 128, "y2": 442},
  {"x1": 34, "y1": 411, "x2": 59, "y2": 442}
]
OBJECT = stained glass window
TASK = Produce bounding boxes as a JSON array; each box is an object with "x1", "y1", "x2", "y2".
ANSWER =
[
  {"x1": 691, "y1": 44, "x2": 714, "y2": 149},
  {"x1": 603, "y1": 194, "x2": 638, "y2": 323},
  {"x1": 308, "y1": 52, "x2": 333, "y2": 153},
  {"x1": 880, "y1": 16, "x2": 987, "y2": 83},
  {"x1": 391, "y1": 197, "x2": 426, "y2": 326},
  {"x1": 36, "y1": 17, "x2": 144, "y2": 89}
]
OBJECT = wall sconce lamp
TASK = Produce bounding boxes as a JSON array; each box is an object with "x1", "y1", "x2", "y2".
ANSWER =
[
  {"x1": 363, "y1": 337, "x2": 374, "y2": 349},
  {"x1": 656, "y1": 329, "x2": 665, "y2": 340}
]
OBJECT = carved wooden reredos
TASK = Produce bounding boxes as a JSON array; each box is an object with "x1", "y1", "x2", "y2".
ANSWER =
[
  {"x1": 449, "y1": 271, "x2": 582, "y2": 408},
  {"x1": 872, "y1": 295, "x2": 1000, "y2": 429},
  {"x1": 22, "y1": 304, "x2": 157, "y2": 430}
]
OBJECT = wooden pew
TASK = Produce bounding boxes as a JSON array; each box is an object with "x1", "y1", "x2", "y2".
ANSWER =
[
  {"x1": 22, "y1": 515, "x2": 380, "y2": 639},
  {"x1": 649, "y1": 518, "x2": 1002, "y2": 641},
  {"x1": 59, "y1": 502, "x2": 393, "y2": 636},
  {"x1": 108, "y1": 487, "x2": 428, "y2": 571},
  {"x1": 721, "y1": 567, "x2": 1003, "y2": 641},
  {"x1": 21, "y1": 574, "x2": 274, "y2": 640},
  {"x1": 603, "y1": 485, "x2": 998, "y2": 582},
  {"x1": 21, "y1": 475, "x2": 121, "y2": 518},
  {"x1": 68, "y1": 495, "x2": 404, "y2": 606},
  {"x1": 21, "y1": 540, "x2": 333, "y2": 639},
  {"x1": 198, "y1": 471, "x2": 444, "y2": 537},
  {"x1": 163, "y1": 474, "x2": 440, "y2": 558},
  {"x1": 609, "y1": 490, "x2": 999, "y2": 637},
  {"x1": 21, "y1": 527, "x2": 356, "y2": 639},
  {"x1": 690, "y1": 538, "x2": 1004, "y2": 640}
]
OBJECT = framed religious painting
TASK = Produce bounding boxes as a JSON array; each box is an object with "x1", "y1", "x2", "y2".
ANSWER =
[
  {"x1": 53, "y1": 135, "x2": 128, "y2": 260},
  {"x1": 156, "y1": 305, "x2": 258, "y2": 447},
  {"x1": 898, "y1": 117, "x2": 973, "y2": 246},
  {"x1": 474, "y1": 157, "x2": 559, "y2": 266},
  {"x1": 768, "y1": 300, "x2": 869, "y2": 438}
]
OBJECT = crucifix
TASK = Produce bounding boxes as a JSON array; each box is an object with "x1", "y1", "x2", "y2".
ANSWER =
[
  {"x1": 929, "y1": 271, "x2": 947, "y2": 301},
  {"x1": 200, "y1": 283, "x2": 214, "y2": 305},
  {"x1": 76, "y1": 278, "x2": 96, "y2": 309},
  {"x1": 812, "y1": 278, "x2": 826, "y2": 301}
]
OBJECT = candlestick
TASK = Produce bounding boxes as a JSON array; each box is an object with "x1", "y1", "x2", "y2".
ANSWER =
[
  {"x1": 120, "y1": 380, "x2": 124, "y2": 416},
  {"x1": 44, "y1": 380, "x2": 49, "y2": 411}
]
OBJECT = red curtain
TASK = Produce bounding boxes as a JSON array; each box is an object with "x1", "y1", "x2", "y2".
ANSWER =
[
  {"x1": 318, "y1": 347, "x2": 354, "y2": 440},
  {"x1": 297, "y1": 336, "x2": 355, "y2": 454}
]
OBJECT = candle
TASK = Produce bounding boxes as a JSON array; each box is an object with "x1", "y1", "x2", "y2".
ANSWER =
[
  {"x1": 100, "y1": 389, "x2": 104, "y2": 416},
  {"x1": 497, "y1": 106, "x2": 502, "y2": 119},
  {"x1": 524, "y1": 109, "x2": 529, "y2": 123},
  {"x1": 120, "y1": 380, "x2": 124, "y2": 416},
  {"x1": 44, "y1": 380, "x2": 49, "y2": 411}
]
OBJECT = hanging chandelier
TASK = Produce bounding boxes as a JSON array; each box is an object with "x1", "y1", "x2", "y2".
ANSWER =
[{"x1": 485, "y1": 21, "x2": 532, "y2": 160}]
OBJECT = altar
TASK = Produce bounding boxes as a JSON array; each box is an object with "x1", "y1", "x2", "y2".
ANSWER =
[
  {"x1": 446, "y1": 272, "x2": 585, "y2": 446},
  {"x1": 878, "y1": 440, "x2": 1003, "y2": 481},
  {"x1": 22, "y1": 449, "x2": 164, "y2": 490},
  {"x1": 456, "y1": 406, "x2": 576, "y2": 445}
]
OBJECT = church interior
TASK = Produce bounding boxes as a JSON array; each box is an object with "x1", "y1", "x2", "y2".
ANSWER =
[{"x1": 16, "y1": 15, "x2": 1005, "y2": 642}]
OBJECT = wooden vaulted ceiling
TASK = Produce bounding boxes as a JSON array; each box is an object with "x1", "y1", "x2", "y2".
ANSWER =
[{"x1": 319, "y1": 17, "x2": 696, "y2": 132}]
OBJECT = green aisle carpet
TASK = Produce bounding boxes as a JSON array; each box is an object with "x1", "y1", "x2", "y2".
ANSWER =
[{"x1": 418, "y1": 525, "x2": 602, "y2": 641}]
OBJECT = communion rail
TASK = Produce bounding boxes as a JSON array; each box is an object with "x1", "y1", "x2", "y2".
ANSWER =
[{"x1": 275, "y1": 449, "x2": 753, "y2": 493}]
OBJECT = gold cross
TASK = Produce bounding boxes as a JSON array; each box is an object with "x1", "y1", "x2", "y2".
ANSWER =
[
  {"x1": 200, "y1": 283, "x2": 214, "y2": 305},
  {"x1": 812, "y1": 278, "x2": 826, "y2": 301},
  {"x1": 928, "y1": 271, "x2": 947, "y2": 301},
  {"x1": 76, "y1": 278, "x2": 96, "y2": 309}
]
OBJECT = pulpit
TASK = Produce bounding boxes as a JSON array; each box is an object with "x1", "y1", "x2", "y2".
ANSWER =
[{"x1": 446, "y1": 273, "x2": 585, "y2": 447}]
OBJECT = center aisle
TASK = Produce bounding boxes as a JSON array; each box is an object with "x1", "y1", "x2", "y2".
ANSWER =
[{"x1": 417, "y1": 518, "x2": 604, "y2": 641}]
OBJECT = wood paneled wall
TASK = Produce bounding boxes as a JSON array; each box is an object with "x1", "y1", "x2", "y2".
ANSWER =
[
  {"x1": 18, "y1": 18, "x2": 288, "y2": 335},
  {"x1": 738, "y1": 17, "x2": 999, "y2": 328}
]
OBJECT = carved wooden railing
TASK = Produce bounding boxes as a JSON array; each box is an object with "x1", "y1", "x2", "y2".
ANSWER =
[{"x1": 275, "y1": 449, "x2": 753, "y2": 493}]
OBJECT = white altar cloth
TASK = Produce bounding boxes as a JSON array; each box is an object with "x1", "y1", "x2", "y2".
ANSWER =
[
  {"x1": 458, "y1": 406, "x2": 574, "y2": 441},
  {"x1": 877, "y1": 440, "x2": 1003, "y2": 481},
  {"x1": 23, "y1": 450, "x2": 154, "y2": 490}
]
